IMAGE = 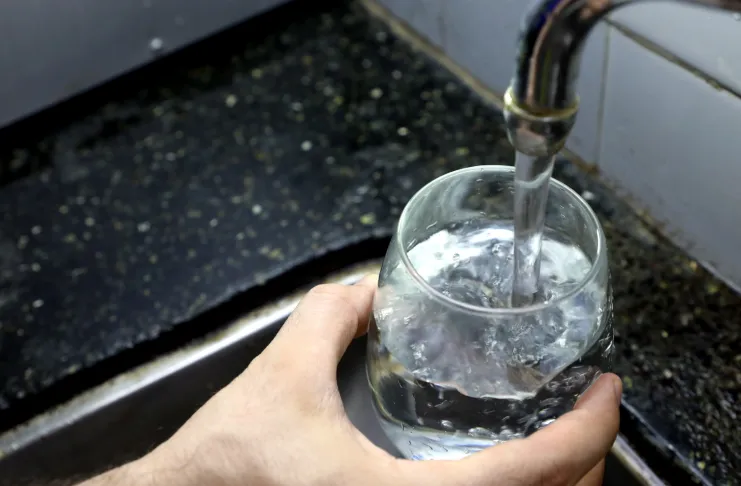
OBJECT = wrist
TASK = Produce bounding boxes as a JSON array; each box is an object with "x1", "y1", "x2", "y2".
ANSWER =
[
  {"x1": 80, "y1": 448, "x2": 204, "y2": 486},
  {"x1": 125, "y1": 448, "x2": 205, "y2": 486}
]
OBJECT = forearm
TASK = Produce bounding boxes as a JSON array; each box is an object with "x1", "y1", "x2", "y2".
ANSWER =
[
  {"x1": 76, "y1": 459, "x2": 156, "y2": 486},
  {"x1": 76, "y1": 464, "x2": 136, "y2": 486},
  {"x1": 73, "y1": 425, "x2": 241, "y2": 486}
]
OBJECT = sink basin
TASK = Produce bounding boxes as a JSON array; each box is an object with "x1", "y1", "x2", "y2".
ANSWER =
[{"x1": 0, "y1": 261, "x2": 663, "y2": 485}]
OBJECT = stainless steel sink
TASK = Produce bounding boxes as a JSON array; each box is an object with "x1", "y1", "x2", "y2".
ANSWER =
[{"x1": 0, "y1": 262, "x2": 664, "y2": 485}]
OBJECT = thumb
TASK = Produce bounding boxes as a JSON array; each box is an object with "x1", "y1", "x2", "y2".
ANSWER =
[
  {"x1": 406, "y1": 374, "x2": 621, "y2": 486},
  {"x1": 265, "y1": 275, "x2": 377, "y2": 375}
]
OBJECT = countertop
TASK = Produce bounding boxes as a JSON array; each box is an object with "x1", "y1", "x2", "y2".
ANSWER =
[{"x1": 0, "y1": 0, "x2": 738, "y2": 483}]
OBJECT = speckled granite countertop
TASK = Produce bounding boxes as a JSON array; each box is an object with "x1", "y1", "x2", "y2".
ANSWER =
[{"x1": 0, "y1": 1, "x2": 738, "y2": 483}]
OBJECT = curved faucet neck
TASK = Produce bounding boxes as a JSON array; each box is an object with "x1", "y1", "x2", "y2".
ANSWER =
[{"x1": 505, "y1": 0, "x2": 741, "y2": 155}]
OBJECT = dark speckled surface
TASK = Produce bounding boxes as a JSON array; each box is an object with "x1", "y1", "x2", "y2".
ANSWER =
[
  {"x1": 0, "y1": 0, "x2": 499, "y2": 408},
  {"x1": 0, "y1": 0, "x2": 738, "y2": 483}
]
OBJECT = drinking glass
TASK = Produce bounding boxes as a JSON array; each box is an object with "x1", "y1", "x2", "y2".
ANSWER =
[{"x1": 366, "y1": 165, "x2": 613, "y2": 460}]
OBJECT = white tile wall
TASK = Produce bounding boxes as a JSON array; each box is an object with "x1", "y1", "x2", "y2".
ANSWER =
[
  {"x1": 600, "y1": 28, "x2": 741, "y2": 290},
  {"x1": 377, "y1": 0, "x2": 609, "y2": 163},
  {"x1": 611, "y1": 3, "x2": 741, "y2": 95},
  {"x1": 375, "y1": 0, "x2": 741, "y2": 290}
]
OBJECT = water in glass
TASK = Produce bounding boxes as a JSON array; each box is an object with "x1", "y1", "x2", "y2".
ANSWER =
[{"x1": 367, "y1": 165, "x2": 613, "y2": 460}]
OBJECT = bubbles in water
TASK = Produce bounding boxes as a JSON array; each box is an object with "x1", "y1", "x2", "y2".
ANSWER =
[
  {"x1": 376, "y1": 221, "x2": 601, "y2": 399},
  {"x1": 468, "y1": 427, "x2": 496, "y2": 439},
  {"x1": 440, "y1": 420, "x2": 455, "y2": 430},
  {"x1": 370, "y1": 219, "x2": 612, "y2": 460}
]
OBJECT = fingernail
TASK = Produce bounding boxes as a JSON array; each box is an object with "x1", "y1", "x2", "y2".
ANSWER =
[{"x1": 612, "y1": 375, "x2": 623, "y2": 407}]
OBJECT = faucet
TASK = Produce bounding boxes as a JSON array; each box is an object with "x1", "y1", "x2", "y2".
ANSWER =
[{"x1": 503, "y1": 0, "x2": 741, "y2": 157}]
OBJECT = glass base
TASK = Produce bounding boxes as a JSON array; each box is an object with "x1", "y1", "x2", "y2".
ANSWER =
[{"x1": 377, "y1": 413, "x2": 514, "y2": 461}]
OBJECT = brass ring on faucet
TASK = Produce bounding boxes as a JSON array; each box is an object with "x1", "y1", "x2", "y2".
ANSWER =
[{"x1": 503, "y1": 87, "x2": 579, "y2": 123}]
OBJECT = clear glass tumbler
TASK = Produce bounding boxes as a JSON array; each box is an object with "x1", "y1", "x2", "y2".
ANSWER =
[{"x1": 367, "y1": 165, "x2": 613, "y2": 460}]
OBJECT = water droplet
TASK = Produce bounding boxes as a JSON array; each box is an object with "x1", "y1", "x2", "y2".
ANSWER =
[{"x1": 734, "y1": 12, "x2": 741, "y2": 20}]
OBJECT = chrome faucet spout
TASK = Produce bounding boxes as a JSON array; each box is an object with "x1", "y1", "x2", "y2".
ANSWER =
[{"x1": 504, "y1": 0, "x2": 741, "y2": 156}]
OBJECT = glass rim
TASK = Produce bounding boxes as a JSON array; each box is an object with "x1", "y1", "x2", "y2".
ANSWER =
[{"x1": 394, "y1": 165, "x2": 606, "y2": 316}]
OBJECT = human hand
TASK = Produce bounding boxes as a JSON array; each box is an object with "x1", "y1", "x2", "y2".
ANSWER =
[{"x1": 86, "y1": 276, "x2": 621, "y2": 486}]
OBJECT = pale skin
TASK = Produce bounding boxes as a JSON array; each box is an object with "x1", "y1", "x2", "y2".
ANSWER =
[{"x1": 78, "y1": 275, "x2": 621, "y2": 486}]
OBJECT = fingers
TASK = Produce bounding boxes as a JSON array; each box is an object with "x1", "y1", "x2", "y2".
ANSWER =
[
  {"x1": 414, "y1": 374, "x2": 621, "y2": 486},
  {"x1": 348, "y1": 274, "x2": 379, "y2": 338},
  {"x1": 266, "y1": 274, "x2": 377, "y2": 372},
  {"x1": 483, "y1": 373, "x2": 620, "y2": 486}
]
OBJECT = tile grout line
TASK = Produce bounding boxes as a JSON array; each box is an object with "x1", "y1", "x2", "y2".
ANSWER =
[{"x1": 606, "y1": 19, "x2": 741, "y2": 102}]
